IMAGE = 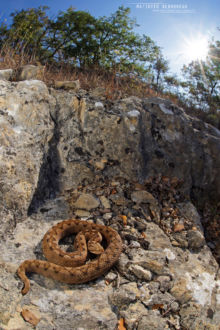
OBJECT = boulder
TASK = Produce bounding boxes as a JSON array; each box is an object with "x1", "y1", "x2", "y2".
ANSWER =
[
  {"x1": 0, "y1": 79, "x2": 54, "y2": 235},
  {"x1": 47, "y1": 91, "x2": 220, "y2": 206},
  {"x1": 0, "y1": 69, "x2": 13, "y2": 80},
  {"x1": 53, "y1": 80, "x2": 80, "y2": 90},
  {"x1": 15, "y1": 64, "x2": 45, "y2": 81}
]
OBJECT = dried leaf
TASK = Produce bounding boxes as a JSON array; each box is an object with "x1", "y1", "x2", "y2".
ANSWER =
[
  {"x1": 173, "y1": 223, "x2": 185, "y2": 232},
  {"x1": 150, "y1": 209, "x2": 156, "y2": 218},
  {"x1": 118, "y1": 318, "x2": 126, "y2": 330},
  {"x1": 120, "y1": 215, "x2": 127, "y2": 226},
  {"x1": 152, "y1": 304, "x2": 164, "y2": 310},
  {"x1": 21, "y1": 309, "x2": 40, "y2": 326},
  {"x1": 134, "y1": 183, "x2": 145, "y2": 190},
  {"x1": 170, "y1": 177, "x2": 179, "y2": 187},
  {"x1": 111, "y1": 189, "x2": 117, "y2": 195},
  {"x1": 162, "y1": 176, "x2": 170, "y2": 184}
]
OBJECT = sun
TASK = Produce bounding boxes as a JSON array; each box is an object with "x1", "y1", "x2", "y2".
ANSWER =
[{"x1": 181, "y1": 33, "x2": 209, "y2": 62}]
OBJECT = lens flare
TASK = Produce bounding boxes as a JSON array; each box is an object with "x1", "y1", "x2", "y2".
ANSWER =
[{"x1": 181, "y1": 34, "x2": 209, "y2": 62}]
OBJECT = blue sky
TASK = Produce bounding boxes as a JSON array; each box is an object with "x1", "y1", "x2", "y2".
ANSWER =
[{"x1": 0, "y1": 0, "x2": 219, "y2": 75}]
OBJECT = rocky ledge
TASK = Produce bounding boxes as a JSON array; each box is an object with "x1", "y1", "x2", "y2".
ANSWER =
[
  {"x1": 0, "y1": 77, "x2": 220, "y2": 329},
  {"x1": 1, "y1": 177, "x2": 220, "y2": 329}
]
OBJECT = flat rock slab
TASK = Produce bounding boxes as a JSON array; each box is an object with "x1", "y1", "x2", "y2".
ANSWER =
[
  {"x1": 0, "y1": 215, "x2": 117, "y2": 329},
  {"x1": 74, "y1": 193, "x2": 100, "y2": 210},
  {"x1": 0, "y1": 192, "x2": 220, "y2": 330}
]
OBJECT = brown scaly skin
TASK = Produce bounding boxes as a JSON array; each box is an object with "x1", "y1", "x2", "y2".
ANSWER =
[{"x1": 17, "y1": 219, "x2": 123, "y2": 295}]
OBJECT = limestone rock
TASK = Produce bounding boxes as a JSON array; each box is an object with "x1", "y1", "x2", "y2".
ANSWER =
[
  {"x1": 143, "y1": 222, "x2": 173, "y2": 250},
  {"x1": 137, "y1": 311, "x2": 168, "y2": 330},
  {"x1": 89, "y1": 87, "x2": 106, "y2": 98},
  {"x1": 0, "y1": 81, "x2": 220, "y2": 329},
  {"x1": 44, "y1": 90, "x2": 219, "y2": 207},
  {"x1": 0, "y1": 79, "x2": 54, "y2": 235},
  {"x1": 128, "y1": 249, "x2": 168, "y2": 275},
  {"x1": 187, "y1": 229, "x2": 205, "y2": 249},
  {"x1": 173, "y1": 232, "x2": 188, "y2": 248},
  {"x1": 74, "y1": 193, "x2": 100, "y2": 210},
  {"x1": 179, "y1": 302, "x2": 220, "y2": 330},
  {"x1": 125, "y1": 110, "x2": 140, "y2": 131},
  {"x1": 95, "y1": 101, "x2": 104, "y2": 109},
  {"x1": 15, "y1": 64, "x2": 44, "y2": 81},
  {"x1": 155, "y1": 275, "x2": 173, "y2": 292},
  {"x1": 131, "y1": 190, "x2": 157, "y2": 204},
  {"x1": 109, "y1": 194, "x2": 128, "y2": 206},
  {"x1": 103, "y1": 212, "x2": 112, "y2": 220},
  {"x1": 129, "y1": 264, "x2": 152, "y2": 281},
  {"x1": 170, "y1": 278, "x2": 193, "y2": 304},
  {"x1": 120, "y1": 301, "x2": 149, "y2": 330},
  {"x1": 0, "y1": 69, "x2": 13, "y2": 80},
  {"x1": 100, "y1": 196, "x2": 111, "y2": 209},
  {"x1": 109, "y1": 282, "x2": 139, "y2": 308},
  {"x1": 143, "y1": 291, "x2": 178, "y2": 312},
  {"x1": 74, "y1": 209, "x2": 91, "y2": 218},
  {"x1": 53, "y1": 80, "x2": 80, "y2": 90},
  {"x1": 177, "y1": 201, "x2": 204, "y2": 232}
]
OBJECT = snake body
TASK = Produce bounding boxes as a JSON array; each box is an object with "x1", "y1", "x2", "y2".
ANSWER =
[{"x1": 17, "y1": 219, "x2": 122, "y2": 295}]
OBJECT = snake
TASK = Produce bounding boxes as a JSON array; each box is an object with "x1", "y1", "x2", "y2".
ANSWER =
[{"x1": 17, "y1": 219, "x2": 123, "y2": 295}]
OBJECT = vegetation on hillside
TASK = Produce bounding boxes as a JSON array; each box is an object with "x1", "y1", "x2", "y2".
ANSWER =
[{"x1": 0, "y1": 6, "x2": 219, "y2": 128}]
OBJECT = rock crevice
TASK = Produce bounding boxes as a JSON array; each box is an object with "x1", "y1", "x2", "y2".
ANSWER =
[{"x1": 28, "y1": 94, "x2": 62, "y2": 214}]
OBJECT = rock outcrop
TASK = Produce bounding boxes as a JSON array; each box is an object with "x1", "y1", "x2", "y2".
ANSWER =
[
  {"x1": 0, "y1": 78, "x2": 220, "y2": 329},
  {"x1": 0, "y1": 80, "x2": 54, "y2": 237}
]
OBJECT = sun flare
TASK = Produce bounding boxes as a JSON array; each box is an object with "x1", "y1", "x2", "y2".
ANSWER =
[{"x1": 182, "y1": 34, "x2": 209, "y2": 62}]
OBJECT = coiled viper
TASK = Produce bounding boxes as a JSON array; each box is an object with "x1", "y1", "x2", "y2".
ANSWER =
[{"x1": 17, "y1": 219, "x2": 122, "y2": 294}]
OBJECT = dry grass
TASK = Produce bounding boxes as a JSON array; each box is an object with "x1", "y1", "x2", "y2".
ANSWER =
[
  {"x1": 44, "y1": 62, "x2": 160, "y2": 100},
  {"x1": 1, "y1": 46, "x2": 219, "y2": 127},
  {"x1": 0, "y1": 46, "x2": 187, "y2": 105},
  {"x1": 0, "y1": 46, "x2": 160, "y2": 100},
  {"x1": 0, "y1": 45, "x2": 37, "y2": 69}
]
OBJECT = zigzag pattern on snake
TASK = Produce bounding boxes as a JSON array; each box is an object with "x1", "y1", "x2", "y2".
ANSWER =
[{"x1": 17, "y1": 219, "x2": 123, "y2": 295}]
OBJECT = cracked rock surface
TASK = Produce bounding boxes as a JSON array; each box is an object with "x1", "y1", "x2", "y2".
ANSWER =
[
  {"x1": 0, "y1": 80, "x2": 220, "y2": 329},
  {"x1": 1, "y1": 179, "x2": 220, "y2": 329}
]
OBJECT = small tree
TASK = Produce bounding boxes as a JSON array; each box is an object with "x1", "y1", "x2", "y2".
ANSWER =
[
  {"x1": 181, "y1": 39, "x2": 220, "y2": 113},
  {"x1": 164, "y1": 74, "x2": 181, "y2": 95},
  {"x1": 0, "y1": 6, "x2": 50, "y2": 60},
  {"x1": 151, "y1": 54, "x2": 169, "y2": 92},
  {"x1": 45, "y1": 7, "x2": 98, "y2": 65},
  {"x1": 0, "y1": 5, "x2": 166, "y2": 83}
]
